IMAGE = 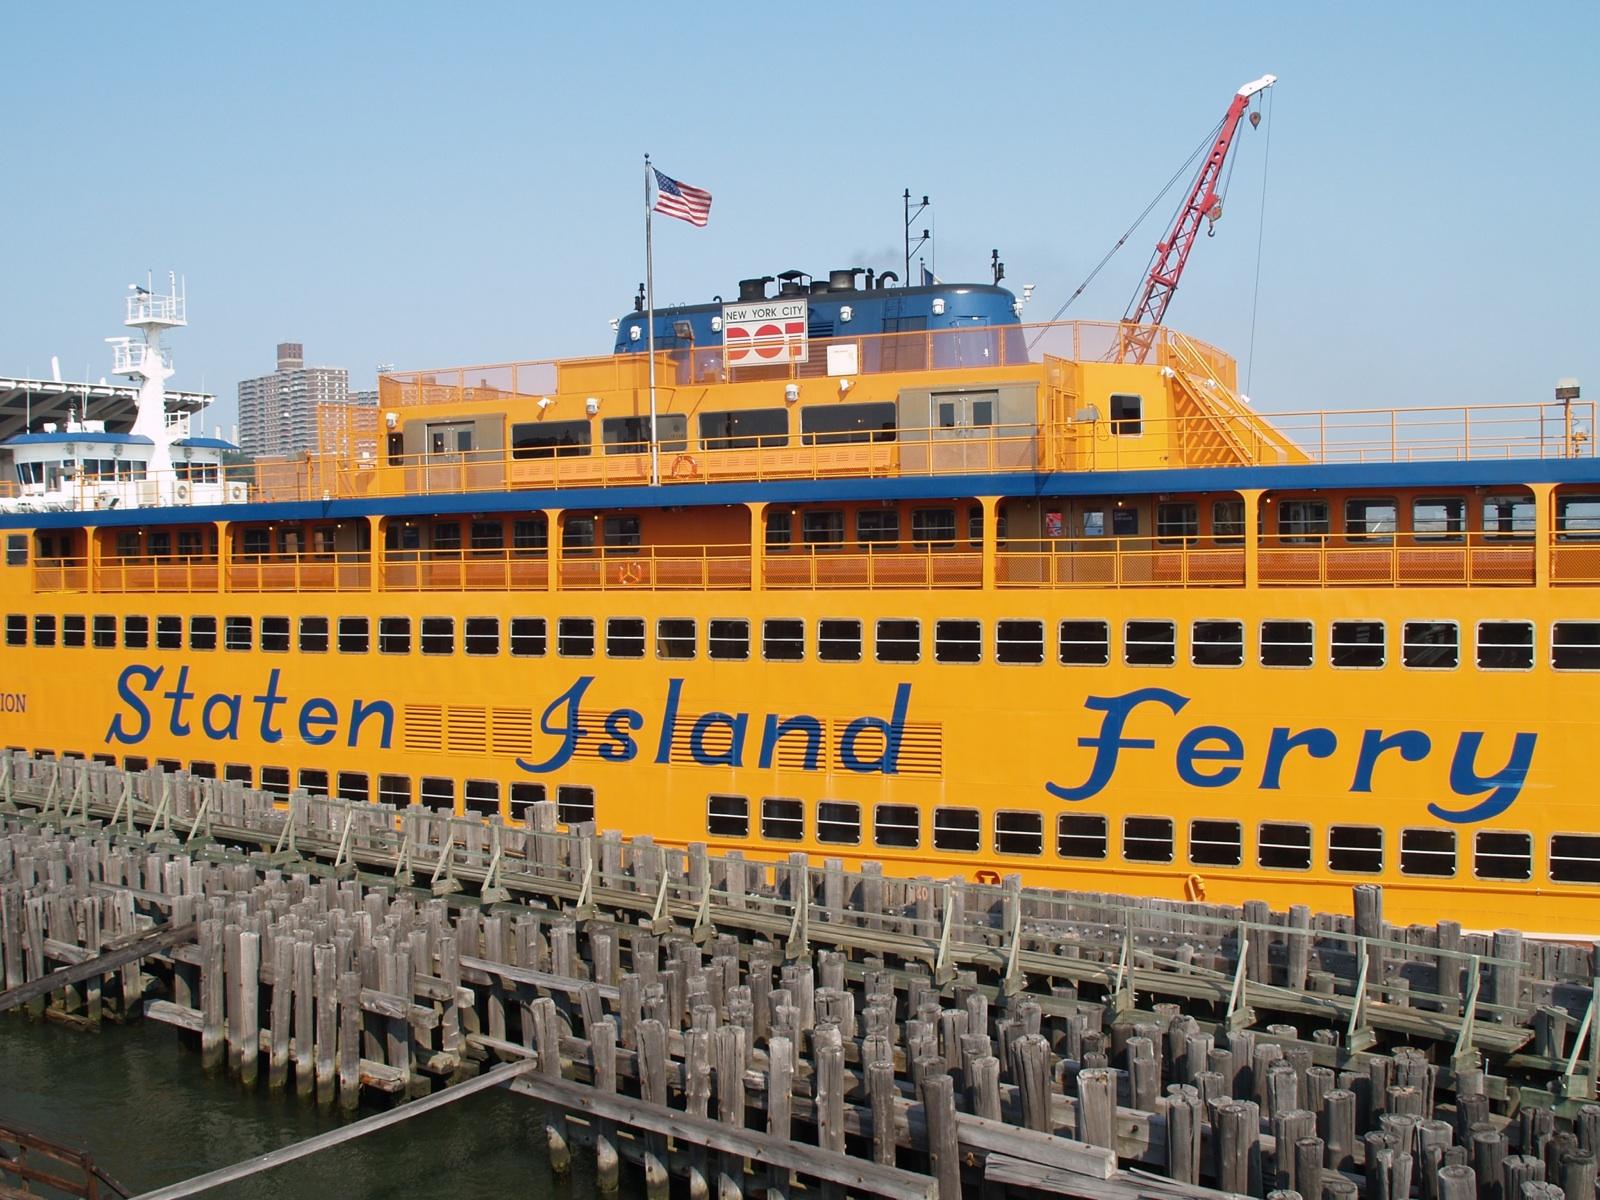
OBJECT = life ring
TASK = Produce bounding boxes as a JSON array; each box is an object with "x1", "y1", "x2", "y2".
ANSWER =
[
  {"x1": 1184, "y1": 873, "x2": 1206, "y2": 902},
  {"x1": 615, "y1": 561, "x2": 643, "y2": 586},
  {"x1": 974, "y1": 869, "x2": 1000, "y2": 886},
  {"x1": 670, "y1": 453, "x2": 699, "y2": 479}
]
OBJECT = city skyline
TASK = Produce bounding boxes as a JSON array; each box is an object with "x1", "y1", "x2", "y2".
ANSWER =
[{"x1": 2, "y1": 2, "x2": 1596, "y2": 439}]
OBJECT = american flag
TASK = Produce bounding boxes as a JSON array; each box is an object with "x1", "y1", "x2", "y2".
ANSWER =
[{"x1": 652, "y1": 168, "x2": 712, "y2": 227}]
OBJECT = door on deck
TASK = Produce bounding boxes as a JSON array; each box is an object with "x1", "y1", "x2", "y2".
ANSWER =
[{"x1": 931, "y1": 391, "x2": 998, "y2": 473}]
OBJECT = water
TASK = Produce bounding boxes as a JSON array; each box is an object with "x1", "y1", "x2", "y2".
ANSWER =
[{"x1": 0, "y1": 1015, "x2": 600, "y2": 1198}]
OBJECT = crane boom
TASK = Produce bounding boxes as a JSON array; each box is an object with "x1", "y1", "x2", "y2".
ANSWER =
[{"x1": 1124, "y1": 74, "x2": 1276, "y2": 342}]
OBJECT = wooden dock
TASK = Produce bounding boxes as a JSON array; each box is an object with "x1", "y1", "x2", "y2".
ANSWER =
[{"x1": 3, "y1": 752, "x2": 1600, "y2": 1200}]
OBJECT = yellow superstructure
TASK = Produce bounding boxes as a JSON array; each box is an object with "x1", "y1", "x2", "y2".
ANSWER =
[{"x1": 4, "y1": 319, "x2": 1598, "y2": 933}]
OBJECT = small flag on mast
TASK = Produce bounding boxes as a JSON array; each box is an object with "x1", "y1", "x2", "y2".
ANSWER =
[{"x1": 652, "y1": 168, "x2": 712, "y2": 227}]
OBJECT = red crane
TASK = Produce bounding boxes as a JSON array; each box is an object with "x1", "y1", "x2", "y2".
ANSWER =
[{"x1": 1123, "y1": 73, "x2": 1276, "y2": 360}]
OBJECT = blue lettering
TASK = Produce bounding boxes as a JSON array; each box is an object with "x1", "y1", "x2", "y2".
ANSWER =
[
  {"x1": 600, "y1": 709, "x2": 642, "y2": 763},
  {"x1": 298, "y1": 698, "x2": 339, "y2": 747},
  {"x1": 162, "y1": 666, "x2": 195, "y2": 737},
  {"x1": 1046, "y1": 688, "x2": 1188, "y2": 803},
  {"x1": 517, "y1": 676, "x2": 593, "y2": 774},
  {"x1": 253, "y1": 668, "x2": 288, "y2": 744},
  {"x1": 840, "y1": 684, "x2": 912, "y2": 775},
  {"x1": 654, "y1": 678, "x2": 684, "y2": 764},
  {"x1": 1259, "y1": 726, "x2": 1338, "y2": 790},
  {"x1": 347, "y1": 699, "x2": 394, "y2": 749},
  {"x1": 1350, "y1": 729, "x2": 1431, "y2": 792},
  {"x1": 1431, "y1": 731, "x2": 1538, "y2": 823},
  {"x1": 691, "y1": 712, "x2": 746, "y2": 767},
  {"x1": 758, "y1": 714, "x2": 823, "y2": 772},
  {"x1": 1176, "y1": 725, "x2": 1245, "y2": 788},
  {"x1": 105, "y1": 664, "x2": 161, "y2": 745},
  {"x1": 202, "y1": 693, "x2": 241, "y2": 741}
]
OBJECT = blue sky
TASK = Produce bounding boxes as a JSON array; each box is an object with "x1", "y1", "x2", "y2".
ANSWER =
[{"x1": 3, "y1": 2, "x2": 1596, "y2": 436}]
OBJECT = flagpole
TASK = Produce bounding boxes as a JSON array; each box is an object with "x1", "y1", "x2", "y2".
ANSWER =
[{"x1": 644, "y1": 154, "x2": 659, "y2": 487}]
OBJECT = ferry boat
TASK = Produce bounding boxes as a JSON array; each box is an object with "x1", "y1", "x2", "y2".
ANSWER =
[{"x1": 2, "y1": 268, "x2": 1597, "y2": 936}]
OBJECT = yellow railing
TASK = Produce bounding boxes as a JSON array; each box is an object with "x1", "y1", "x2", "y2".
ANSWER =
[
  {"x1": 226, "y1": 552, "x2": 373, "y2": 593},
  {"x1": 998, "y1": 544, "x2": 1245, "y2": 589},
  {"x1": 1255, "y1": 533, "x2": 1538, "y2": 587}
]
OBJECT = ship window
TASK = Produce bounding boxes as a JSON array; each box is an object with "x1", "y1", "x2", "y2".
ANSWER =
[
  {"x1": 189, "y1": 615, "x2": 216, "y2": 651},
  {"x1": 604, "y1": 516, "x2": 641, "y2": 551},
  {"x1": 261, "y1": 766, "x2": 290, "y2": 797},
  {"x1": 379, "y1": 774, "x2": 411, "y2": 808},
  {"x1": 707, "y1": 794, "x2": 749, "y2": 838},
  {"x1": 1483, "y1": 493, "x2": 1534, "y2": 539},
  {"x1": 419, "y1": 776, "x2": 455, "y2": 813},
  {"x1": 1059, "y1": 620, "x2": 1110, "y2": 666},
  {"x1": 1192, "y1": 620, "x2": 1244, "y2": 667},
  {"x1": 933, "y1": 807, "x2": 981, "y2": 853},
  {"x1": 1556, "y1": 495, "x2": 1600, "y2": 541},
  {"x1": 464, "y1": 779, "x2": 501, "y2": 819},
  {"x1": 338, "y1": 616, "x2": 368, "y2": 654},
  {"x1": 995, "y1": 619, "x2": 1044, "y2": 664},
  {"x1": 1402, "y1": 621, "x2": 1458, "y2": 669},
  {"x1": 225, "y1": 764, "x2": 253, "y2": 787},
  {"x1": 117, "y1": 530, "x2": 144, "y2": 558},
  {"x1": 155, "y1": 615, "x2": 182, "y2": 649},
  {"x1": 969, "y1": 504, "x2": 990, "y2": 547},
  {"x1": 699, "y1": 408, "x2": 787, "y2": 450},
  {"x1": 1212, "y1": 499, "x2": 1246, "y2": 546},
  {"x1": 657, "y1": 618, "x2": 696, "y2": 660},
  {"x1": 1157, "y1": 503, "x2": 1199, "y2": 545},
  {"x1": 259, "y1": 616, "x2": 289, "y2": 653},
  {"x1": 337, "y1": 772, "x2": 369, "y2": 804},
  {"x1": 912, "y1": 508, "x2": 958, "y2": 548},
  {"x1": 802, "y1": 511, "x2": 844, "y2": 547},
  {"x1": 763, "y1": 618, "x2": 804, "y2": 661},
  {"x1": 385, "y1": 524, "x2": 420, "y2": 553},
  {"x1": 1124, "y1": 816, "x2": 1174, "y2": 863},
  {"x1": 189, "y1": 761, "x2": 217, "y2": 779},
  {"x1": 765, "y1": 510, "x2": 791, "y2": 551},
  {"x1": 563, "y1": 518, "x2": 595, "y2": 553},
  {"x1": 431, "y1": 522, "x2": 461, "y2": 552},
  {"x1": 1400, "y1": 828, "x2": 1456, "y2": 877},
  {"x1": 468, "y1": 520, "x2": 503, "y2": 552},
  {"x1": 1477, "y1": 621, "x2": 1533, "y2": 670},
  {"x1": 124, "y1": 756, "x2": 149, "y2": 774},
  {"x1": 1413, "y1": 497, "x2": 1466, "y2": 541},
  {"x1": 379, "y1": 616, "x2": 411, "y2": 654},
  {"x1": 935, "y1": 619, "x2": 982, "y2": 664},
  {"x1": 818, "y1": 618, "x2": 862, "y2": 663},
  {"x1": 421, "y1": 616, "x2": 455, "y2": 655},
  {"x1": 509, "y1": 782, "x2": 546, "y2": 824},
  {"x1": 874, "y1": 804, "x2": 920, "y2": 849},
  {"x1": 761, "y1": 796, "x2": 804, "y2": 841},
  {"x1": 1345, "y1": 497, "x2": 1397, "y2": 542},
  {"x1": 1081, "y1": 509, "x2": 1106, "y2": 538},
  {"x1": 607, "y1": 617, "x2": 645, "y2": 658},
  {"x1": 155, "y1": 758, "x2": 183, "y2": 775},
  {"x1": 1474, "y1": 830, "x2": 1532, "y2": 880},
  {"x1": 1553, "y1": 622, "x2": 1600, "y2": 671},
  {"x1": 5, "y1": 536, "x2": 25, "y2": 566},
  {"x1": 817, "y1": 801, "x2": 861, "y2": 846},
  {"x1": 63, "y1": 615, "x2": 86, "y2": 648},
  {"x1": 1328, "y1": 825, "x2": 1384, "y2": 873},
  {"x1": 602, "y1": 413, "x2": 687, "y2": 454},
  {"x1": 464, "y1": 617, "x2": 500, "y2": 656},
  {"x1": 1190, "y1": 819, "x2": 1242, "y2": 867},
  {"x1": 1279, "y1": 500, "x2": 1330, "y2": 543},
  {"x1": 856, "y1": 509, "x2": 900, "y2": 544},
  {"x1": 124, "y1": 615, "x2": 150, "y2": 650},
  {"x1": 1260, "y1": 619, "x2": 1313, "y2": 667},
  {"x1": 511, "y1": 419, "x2": 590, "y2": 458},
  {"x1": 709, "y1": 618, "x2": 749, "y2": 661},
  {"x1": 1550, "y1": 834, "x2": 1600, "y2": 884},
  {"x1": 512, "y1": 518, "x2": 548, "y2": 552},
  {"x1": 33, "y1": 614, "x2": 55, "y2": 647},
  {"x1": 801, "y1": 401, "x2": 897, "y2": 445},
  {"x1": 876, "y1": 618, "x2": 921, "y2": 664},
  {"x1": 299, "y1": 616, "x2": 329, "y2": 654},
  {"x1": 1058, "y1": 814, "x2": 1109, "y2": 860},
  {"x1": 1125, "y1": 620, "x2": 1176, "y2": 666},
  {"x1": 94, "y1": 615, "x2": 118, "y2": 649},
  {"x1": 558, "y1": 616, "x2": 594, "y2": 657},
  {"x1": 1258, "y1": 822, "x2": 1313, "y2": 870},
  {"x1": 1110, "y1": 393, "x2": 1143, "y2": 436},
  {"x1": 298, "y1": 769, "x2": 329, "y2": 796},
  {"x1": 995, "y1": 810, "x2": 1044, "y2": 856},
  {"x1": 1331, "y1": 620, "x2": 1385, "y2": 668},
  {"x1": 510, "y1": 616, "x2": 546, "y2": 657}
]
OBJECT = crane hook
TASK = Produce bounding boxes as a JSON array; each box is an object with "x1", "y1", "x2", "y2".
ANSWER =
[{"x1": 1249, "y1": 110, "x2": 1262, "y2": 129}]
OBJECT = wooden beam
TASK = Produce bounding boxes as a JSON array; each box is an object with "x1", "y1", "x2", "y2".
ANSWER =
[{"x1": 0, "y1": 922, "x2": 196, "y2": 1015}]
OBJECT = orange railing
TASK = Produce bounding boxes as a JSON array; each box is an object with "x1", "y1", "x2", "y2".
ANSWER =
[
  {"x1": 764, "y1": 544, "x2": 980, "y2": 590},
  {"x1": 227, "y1": 552, "x2": 372, "y2": 593},
  {"x1": 1256, "y1": 533, "x2": 1538, "y2": 587},
  {"x1": 998, "y1": 543, "x2": 1245, "y2": 589}
]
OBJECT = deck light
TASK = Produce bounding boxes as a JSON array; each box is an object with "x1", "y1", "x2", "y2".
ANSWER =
[
  {"x1": 711, "y1": 317, "x2": 723, "y2": 333},
  {"x1": 839, "y1": 306, "x2": 853, "y2": 323},
  {"x1": 629, "y1": 326, "x2": 642, "y2": 342},
  {"x1": 384, "y1": 411, "x2": 398, "y2": 429},
  {"x1": 586, "y1": 398, "x2": 601, "y2": 416},
  {"x1": 931, "y1": 298, "x2": 946, "y2": 315},
  {"x1": 784, "y1": 384, "x2": 799, "y2": 404}
]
